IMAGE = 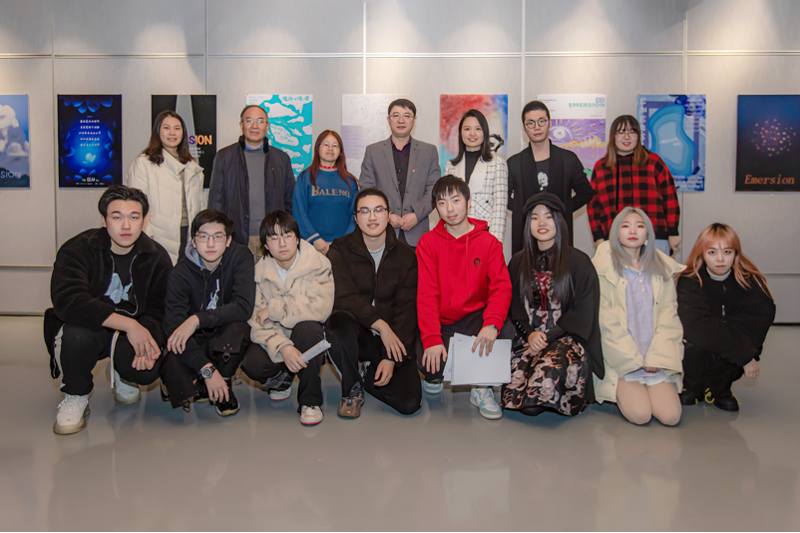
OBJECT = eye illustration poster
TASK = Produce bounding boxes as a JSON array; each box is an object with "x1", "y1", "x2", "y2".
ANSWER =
[{"x1": 538, "y1": 94, "x2": 607, "y2": 173}]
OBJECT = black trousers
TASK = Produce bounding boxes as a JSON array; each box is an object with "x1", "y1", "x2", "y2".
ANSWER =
[
  {"x1": 682, "y1": 341, "x2": 745, "y2": 398},
  {"x1": 241, "y1": 321, "x2": 324, "y2": 408},
  {"x1": 325, "y1": 311, "x2": 422, "y2": 415},
  {"x1": 165, "y1": 321, "x2": 250, "y2": 408},
  {"x1": 56, "y1": 323, "x2": 182, "y2": 397},
  {"x1": 416, "y1": 309, "x2": 515, "y2": 383}
]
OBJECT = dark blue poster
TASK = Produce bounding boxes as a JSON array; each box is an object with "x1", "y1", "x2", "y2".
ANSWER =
[
  {"x1": 58, "y1": 95, "x2": 122, "y2": 188},
  {"x1": 736, "y1": 95, "x2": 800, "y2": 192}
]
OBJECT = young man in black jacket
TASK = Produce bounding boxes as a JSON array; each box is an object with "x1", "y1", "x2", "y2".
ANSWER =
[
  {"x1": 325, "y1": 188, "x2": 422, "y2": 418},
  {"x1": 163, "y1": 209, "x2": 255, "y2": 416},
  {"x1": 44, "y1": 185, "x2": 177, "y2": 435}
]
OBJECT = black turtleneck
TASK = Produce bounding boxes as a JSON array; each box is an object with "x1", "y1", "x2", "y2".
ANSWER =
[{"x1": 464, "y1": 151, "x2": 480, "y2": 185}]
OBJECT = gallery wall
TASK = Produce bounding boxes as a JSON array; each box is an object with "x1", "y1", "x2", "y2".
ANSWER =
[{"x1": 0, "y1": 0, "x2": 798, "y2": 321}]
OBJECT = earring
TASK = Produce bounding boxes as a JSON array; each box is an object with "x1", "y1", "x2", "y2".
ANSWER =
[{"x1": 644, "y1": 239, "x2": 648, "y2": 247}]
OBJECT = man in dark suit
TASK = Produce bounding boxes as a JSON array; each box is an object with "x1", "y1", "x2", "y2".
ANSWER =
[
  {"x1": 507, "y1": 100, "x2": 595, "y2": 253},
  {"x1": 359, "y1": 99, "x2": 441, "y2": 248}
]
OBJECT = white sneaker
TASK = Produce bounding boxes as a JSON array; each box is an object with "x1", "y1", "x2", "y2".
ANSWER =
[
  {"x1": 113, "y1": 371, "x2": 141, "y2": 405},
  {"x1": 470, "y1": 387, "x2": 503, "y2": 420},
  {"x1": 54, "y1": 394, "x2": 90, "y2": 435},
  {"x1": 269, "y1": 388, "x2": 292, "y2": 402},
  {"x1": 300, "y1": 405, "x2": 323, "y2": 425}
]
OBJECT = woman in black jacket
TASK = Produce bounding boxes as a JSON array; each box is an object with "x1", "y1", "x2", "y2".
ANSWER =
[{"x1": 677, "y1": 223, "x2": 775, "y2": 411}]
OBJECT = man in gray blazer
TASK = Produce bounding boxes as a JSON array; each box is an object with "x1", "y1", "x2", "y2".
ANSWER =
[{"x1": 359, "y1": 99, "x2": 441, "y2": 248}]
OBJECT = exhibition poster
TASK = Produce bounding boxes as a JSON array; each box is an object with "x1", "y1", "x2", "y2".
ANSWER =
[
  {"x1": 152, "y1": 95, "x2": 217, "y2": 188},
  {"x1": 246, "y1": 94, "x2": 312, "y2": 177},
  {"x1": 58, "y1": 95, "x2": 122, "y2": 188},
  {"x1": 341, "y1": 94, "x2": 404, "y2": 179},
  {"x1": 0, "y1": 95, "x2": 30, "y2": 189},
  {"x1": 736, "y1": 95, "x2": 800, "y2": 192},
  {"x1": 439, "y1": 94, "x2": 508, "y2": 172},
  {"x1": 638, "y1": 94, "x2": 706, "y2": 192},
  {"x1": 538, "y1": 94, "x2": 606, "y2": 173}
]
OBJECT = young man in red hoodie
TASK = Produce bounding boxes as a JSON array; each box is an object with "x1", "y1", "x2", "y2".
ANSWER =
[{"x1": 416, "y1": 175, "x2": 513, "y2": 419}]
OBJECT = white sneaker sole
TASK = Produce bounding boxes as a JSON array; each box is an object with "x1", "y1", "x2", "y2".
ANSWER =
[
  {"x1": 470, "y1": 396, "x2": 503, "y2": 420},
  {"x1": 113, "y1": 389, "x2": 141, "y2": 405},
  {"x1": 269, "y1": 390, "x2": 292, "y2": 402},
  {"x1": 53, "y1": 406, "x2": 90, "y2": 435},
  {"x1": 300, "y1": 413, "x2": 323, "y2": 425}
]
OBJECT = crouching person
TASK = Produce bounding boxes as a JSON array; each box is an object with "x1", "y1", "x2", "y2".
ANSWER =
[
  {"x1": 325, "y1": 188, "x2": 423, "y2": 419},
  {"x1": 163, "y1": 209, "x2": 255, "y2": 416},
  {"x1": 44, "y1": 185, "x2": 176, "y2": 435},
  {"x1": 242, "y1": 211, "x2": 334, "y2": 425}
]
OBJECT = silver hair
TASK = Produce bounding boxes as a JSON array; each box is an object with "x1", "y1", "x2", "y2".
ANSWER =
[{"x1": 608, "y1": 206, "x2": 669, "y2": 279}]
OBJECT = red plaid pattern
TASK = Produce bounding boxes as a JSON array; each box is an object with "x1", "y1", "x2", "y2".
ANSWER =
[{"x1": 587, "y1": 152, "x2": 680, "y2": 241}]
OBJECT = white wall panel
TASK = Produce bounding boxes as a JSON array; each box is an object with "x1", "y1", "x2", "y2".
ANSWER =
[
  {"x1": 0, "y1": 0, "x2": 54, "y2": 55},
  {"x1": 366, "y1": 0, "x2": 522, "y2": 54},
  {"x1": 526, "y1": 0, "x2": 685, "y2": 53},
  {"x1": 52, "y1": 0, "x2": 205, "y2": 55},
  {"x1": 688, "y1": 0, "x2": 800, "y2": 51},
  {"x1": 208, "y1": 0, "x2": 363, "y2": 55},
  {"x1": 0, "y1": 58, "x2": 56, "y2": 267},
  {"x1": 53, "y1": 57, "x2": 205, "y2": 247},
  {"x1": 0, "y1": 270, "x2": 52, "y2": 314}
]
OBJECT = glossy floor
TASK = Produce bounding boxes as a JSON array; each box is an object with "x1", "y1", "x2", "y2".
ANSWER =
[{"x1": 2, "y1": 317, "x2": 799, "y2": 531}]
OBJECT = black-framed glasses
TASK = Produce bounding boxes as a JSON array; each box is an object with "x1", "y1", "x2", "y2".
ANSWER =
[
  {"x1": 195, "y1": 233, "x2": 227, "y2": 243},
  {"x1": 524, "y1": 118, "x2": 549, "y2": 129},
  {"x1": 355, "y1": 206, "x2": 388, "y2": 216}
]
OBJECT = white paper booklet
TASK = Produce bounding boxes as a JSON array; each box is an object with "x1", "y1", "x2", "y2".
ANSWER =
[
  {"x1": 301, "y1": 339, "x2": 331, "y2": 363},
  {"x1": 446, "y1": 333, "x2": 511, "y2": 386}
]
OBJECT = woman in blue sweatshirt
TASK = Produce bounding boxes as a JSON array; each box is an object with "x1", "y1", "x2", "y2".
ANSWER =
[{"x1": 293, "y1": 130, "x2": 358, "y2": 255}]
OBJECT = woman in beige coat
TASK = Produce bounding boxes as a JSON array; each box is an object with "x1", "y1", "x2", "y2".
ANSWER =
[
  {"x1": 126, "y1": 110, "x2": 205, "y2": 264},
  {"x1": 592, "y1": 207, "x2": 684, "y2": 426},
  {"x1": 241, "y1": 211, "x2": 334, "y2": 426}
]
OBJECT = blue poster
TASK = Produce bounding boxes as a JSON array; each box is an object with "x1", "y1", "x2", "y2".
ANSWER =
[
  {"x1": 637, "y1": 94, "x2": 706, "y2": 192},
  {"x1": 246, "y1": 94, "x2": 312, "y2": 177},
  {"x1": 0, "y1": 95, "x2": 30, "y2": 189},
  {"x1": 58, "y1": 95, "x2": 122, "y2": 188}
]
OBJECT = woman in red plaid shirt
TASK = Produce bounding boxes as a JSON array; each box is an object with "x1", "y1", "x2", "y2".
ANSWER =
[{"x1": 587, "y1": 115, "x2": 681, "y2": 255}]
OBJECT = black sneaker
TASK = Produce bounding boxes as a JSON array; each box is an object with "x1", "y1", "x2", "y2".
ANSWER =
[
  {"x1": 215, "y1": 379, "x2": 239, "y2": 417},
  {"x1": 195, "y1": 379, "x2": 210, "y2": 403}
]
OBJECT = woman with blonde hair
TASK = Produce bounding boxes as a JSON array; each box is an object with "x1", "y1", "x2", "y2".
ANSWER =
[
  {"x1": 592, "y1": 207, "x2": 685, "y2": 425},
  {"x1": 677, "y1": 223, "x2": 775, "y2": 411}
]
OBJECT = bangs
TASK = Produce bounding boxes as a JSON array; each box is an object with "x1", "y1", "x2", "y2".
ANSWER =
[{"x1": 616, "y1": 117, "x2": 639, "y2": 133}]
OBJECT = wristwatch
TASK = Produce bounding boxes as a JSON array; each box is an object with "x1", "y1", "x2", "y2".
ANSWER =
[{"x1": 200, "y1": 365, "x2": 217, "y2": 379}]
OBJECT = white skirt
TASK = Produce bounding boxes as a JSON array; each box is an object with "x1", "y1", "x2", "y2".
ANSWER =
[{"x1": 623, "y1": 368, "x2": 675, "y2": 386}]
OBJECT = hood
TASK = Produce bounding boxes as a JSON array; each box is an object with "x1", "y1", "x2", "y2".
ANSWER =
[
  {"x1": 431, "y1": 217, "x2": 490, "y2": 242},
  {"x1": 254, "y1": 239, "x2": 327, "y2": 287}
]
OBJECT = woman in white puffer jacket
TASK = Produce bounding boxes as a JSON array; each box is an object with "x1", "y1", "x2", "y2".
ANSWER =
[{"x1": 126, "y1": 110, "x2": 205, "y2": 264}]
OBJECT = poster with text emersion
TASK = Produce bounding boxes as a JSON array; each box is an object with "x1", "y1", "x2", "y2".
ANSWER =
[
  {"x1": 0, "y1": 95, "x2": 30, "y2": 188},
  {"x1": 246, "y1": 94, "x2": 312, "y2": 177},
  {"x1": 439, "y1": 94, "x2": 508, "y2": 172},
  {"x1": 538, "y1": 94, "x2": 606, "y2": 173},
  {"x1": 58, "y1": 95, "x2": 122, "y2": 188},
  {"x1": 638, "y1": 94, "x2": 706, "y2": 192},
  {"x1": 341, "y1": 94, "x2": 404, "y2": 179}
]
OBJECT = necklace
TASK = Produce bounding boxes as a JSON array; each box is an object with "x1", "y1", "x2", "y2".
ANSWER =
[{"x1": 320, "y1": 163, "x2": 336, "y2": 170}]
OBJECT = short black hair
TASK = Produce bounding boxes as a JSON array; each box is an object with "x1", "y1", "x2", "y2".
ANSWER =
[
  {"x1": 388, "y1": 98, "x2": 417, "y2": 117},
  {"x1": 354, "y1": 187, "x2": 390, "y2": 212},
  {"x1": 240, "y1": 104, "x2": 268, "y2": 120},
  {"x1": 521, "y1": 100, "x2": 551, "y2": 122},
  {"x1": 190, "y1": 209, "x2": 234, "y2": 238},
  {"x1": 259, "y1": 210, "x2": 301, "y2": 252},
  {"x1": 98, "y1": 185, "x2": 149, "y2": 218},
  {"x1": 431, "y1": 175, "x2": 470, "y2": 208}
]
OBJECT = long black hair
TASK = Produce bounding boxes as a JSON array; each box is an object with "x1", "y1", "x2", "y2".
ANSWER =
[
  {"x1": 519, "y1": 195, "x2": 572, "y2": 305},
  {"x1": 450, "y1": 109, "x2": 493, "y2": 165}
]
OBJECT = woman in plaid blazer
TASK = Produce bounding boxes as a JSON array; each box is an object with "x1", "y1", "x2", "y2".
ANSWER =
[{"x1": 443, "y1": 109, "x2": 508, "y2": 243}]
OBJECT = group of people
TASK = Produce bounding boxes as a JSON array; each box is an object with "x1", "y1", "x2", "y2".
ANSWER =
[{"x1": 43, "y1": 98, "x2": 776, "y2": 435}]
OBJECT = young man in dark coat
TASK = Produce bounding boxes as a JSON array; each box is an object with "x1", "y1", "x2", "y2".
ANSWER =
[
  {"x1": 163, "y1": 209, "x2": 255, "y2": 416},
  {"x1": 325, "y1": 188, "x2": 422, "y2": 418},
  {"x1": 507, "y1": 100, "x2": 596, "y2": 253},
  {"x1": 44, "y1": 185, "x2": 176, "y2": 435},
  {"x1": 208, "y1": 105, "x2": 295, "y2": 260}
]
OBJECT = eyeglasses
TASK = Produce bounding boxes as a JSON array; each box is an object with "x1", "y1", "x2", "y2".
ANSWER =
[
  {"x1": 243, "y1": 118, "x2": 267, "y2": 125},
  {"x1": 195, "y1": 233, "x2": 227, "y2": 243},
  {"x1": 389, "y1": 113, "x2": 414, "y2": 121},
  {"x1": 615, "y1": 129, "x2": 637, "y2": 137},
  {"x1": 524, "y1": 118, "x2": 549, "y2": 129},
  {"x1": 266, "y1": 232, "x2": 296, "y2": 244},
  {"x1": 355, "y1": 206, "x2": 388, "y2": 216}
]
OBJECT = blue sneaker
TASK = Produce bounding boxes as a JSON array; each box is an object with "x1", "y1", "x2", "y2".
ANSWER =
[
  {"x1": 470, "y1": 387, "x2": 502, "y2": 419},
  {"x1": 422, "y1": 380, "x2": 444, "y2": 394}
]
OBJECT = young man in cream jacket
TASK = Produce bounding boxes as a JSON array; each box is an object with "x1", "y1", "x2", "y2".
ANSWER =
[{"x1": 241, "y1": 211, "x2": 334, "y2": 425}]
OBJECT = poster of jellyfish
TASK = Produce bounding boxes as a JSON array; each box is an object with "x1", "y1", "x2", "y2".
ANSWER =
[
  {"x1": 58, "y1": 95, "x2": 122, "y2": 188},
  {"x1": 0, "y1": 95, "x2": 30, "y2": 189},
  {"x1": 439, "y1": 94, "x2": 508, "y2": 172},
  {"x1": 735, "y1": 95, "x2": 800, "y2": 192},
  {"x1": 637, "y1": 94, "x2": 706, "y2": 192},
  {"x1": 538, "y1": 94, "x2": 607, "y2": 174},
  {"x1": 246, "y1": 94, "x2": 313, "y2": 178}
]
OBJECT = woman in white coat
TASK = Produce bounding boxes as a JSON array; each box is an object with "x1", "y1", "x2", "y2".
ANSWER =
[
  {"x1": 443, "y1": 109, "x2": 508, "y2": 243},
  {"x1": 592, "y1": 207, "x2": 685, "y2": 426},
  {"x1": 126, "y1": 110, "x2": 205, "y2": 264}
]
